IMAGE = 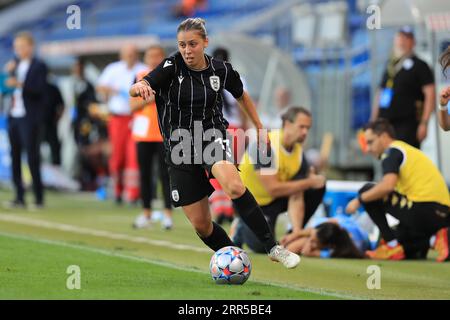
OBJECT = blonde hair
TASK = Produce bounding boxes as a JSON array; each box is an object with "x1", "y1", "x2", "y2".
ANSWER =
[
  {"x1": 14, "y1": 31, "x2": 34, "y2": 45},
  {"x1": 177, "y1": 18, "x2": 207, "y2": 39}
]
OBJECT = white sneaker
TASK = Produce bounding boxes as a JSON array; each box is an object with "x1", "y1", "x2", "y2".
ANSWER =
[
  {"x1": 268, "y1": 245, "x2": 301, "y2": 269},
  {"x1": 133, "y1": 214, "x2": 152, "y2": 229},
  {"x1": 162, "y1": 216, "x2": 173, "y2": 230}
]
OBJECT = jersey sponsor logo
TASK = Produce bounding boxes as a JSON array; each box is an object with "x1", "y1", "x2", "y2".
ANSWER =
[
  {"x1": 178, "y1": 75, "x2": 184, "y2": 84},
  {"x1": 172, "y1": 190, "x2": 180, "y2": 202},
  {"x1": 163, "y1": 60, "x2": 173, "y2": 68},
  {"x1": 209, "y1": 76, "x2": 220, "y2": 92}
]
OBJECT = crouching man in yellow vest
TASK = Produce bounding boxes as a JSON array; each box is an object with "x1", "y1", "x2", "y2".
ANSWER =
[{"x1": 346, "y1": 119, "x2": 450, "y2": 261}]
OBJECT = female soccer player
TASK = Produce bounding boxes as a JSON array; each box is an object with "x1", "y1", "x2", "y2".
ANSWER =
[
  {"x1": 130, "y1": 18, "x2": 300, "y2": 268},
  {"x1": 438, "y1": 46, "x2": 450, "y2": 131}
]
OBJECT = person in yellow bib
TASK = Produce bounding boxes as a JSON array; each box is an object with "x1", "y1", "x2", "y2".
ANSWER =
[
  {"x1": 346, "y1": 119, "x2": 450, "y2": 261},
  {"x1": 231, "y1": 106, "x2": 326, "y2": 253}
]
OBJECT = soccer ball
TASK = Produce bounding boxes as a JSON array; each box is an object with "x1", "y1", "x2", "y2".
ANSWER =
[{"x1": 209, "y1": 246, "x2": 251, "y2": 285}]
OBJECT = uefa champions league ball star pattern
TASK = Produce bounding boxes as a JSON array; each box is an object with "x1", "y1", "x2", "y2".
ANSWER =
[{"x1": 209, "y1": 246, "x2": 251, "y2": 285}]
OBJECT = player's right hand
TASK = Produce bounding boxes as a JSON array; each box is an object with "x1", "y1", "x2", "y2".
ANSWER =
[
  {"x1": 439, "y1": 86, "x2": 450, "y2": 107},
  {"x1": 131, "y1": 81, "x2": 155, "y2": 101}
]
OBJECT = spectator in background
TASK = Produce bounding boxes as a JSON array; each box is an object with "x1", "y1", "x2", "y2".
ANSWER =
[
  {"x1": 130, "y1": 45, "x2": 173, "y2": 230},
  {"x1": 71, "y1": 58, "x2": 108, "y2": 191},
  {"x1": 3, "y1": 32, "x2": 46, "y2": 209},
  {"x1": 370, "y1": 26, "x2": 435, "y2": 149},
  {"x1": 72, "y1": 59, "x2": 98, "y2": 145},
  {"x1": 41, "y1": 75, "x2": 64, "y2": 166},
  {"x1": 438, "y1": 46, "x2": 450, "y2": 131},
  {"x1": 96, "y1": 44, "x2": 147, "y2": 205},
  {"x1": 346, "y1": 119, "x2": 450, "y2": 261},
  {"x1": 231, "y1": 107, "x2": 326, "y2": 253}
]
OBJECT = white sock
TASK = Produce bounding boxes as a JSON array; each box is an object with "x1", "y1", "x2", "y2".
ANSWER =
[
  {"x1": 387, "y1": 239, "x2": 398, "y2": 247},
  {"x1": 430, "y1": 236, "x2": 436, "y2": 248}
]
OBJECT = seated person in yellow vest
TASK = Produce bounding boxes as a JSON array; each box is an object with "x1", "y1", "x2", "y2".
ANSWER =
[
  {"x1": 346, "y1": 119, "x2": 450, "y2": 261},
  {"x1": 231, "y1": 106, "x2": 326, "y2": 253}
]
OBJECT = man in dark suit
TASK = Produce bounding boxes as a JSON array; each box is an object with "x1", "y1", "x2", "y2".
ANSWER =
[{"x1": 4, "y1": 31, "x2": 47, "y2": 208}]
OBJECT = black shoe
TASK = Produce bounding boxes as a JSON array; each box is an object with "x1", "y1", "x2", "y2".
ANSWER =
[
  {"x1": 3, "y1": 200, "x2": 26, "y2": 209},
  {"x1": 115, "y1": 196, "x2": 123, "y2": 206}
]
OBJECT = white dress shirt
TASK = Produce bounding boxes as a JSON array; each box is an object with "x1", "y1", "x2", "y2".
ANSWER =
[
  {"x1": 97, "y1": 61, "x2": 147, "y2": 115},
  {"x1": 11, "y1": 59, "x2": 31, "y2": 118}
]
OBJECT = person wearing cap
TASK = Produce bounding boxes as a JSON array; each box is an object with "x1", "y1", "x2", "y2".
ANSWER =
[{"x1": 370, "y1": 27, "x2": 435, "y2": 149}]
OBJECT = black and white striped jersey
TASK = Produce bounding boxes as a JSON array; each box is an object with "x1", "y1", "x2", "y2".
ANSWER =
[{"x1": 142, "y1": 52, "x2": 244, "y2": 155}]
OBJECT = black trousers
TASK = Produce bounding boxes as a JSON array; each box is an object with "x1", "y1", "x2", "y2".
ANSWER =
[
  {"x1": 359, "y1": 183, "x2": 450, "y2": 259},
  {"x1": 8, "y1": 118, "x2": 43, "y2": 204},
  {"x1": 136, "y1": 142, "x2": 171, "y2": 210},
  {"x1": 233, "y1": 186, "x2": 326, "y2": 253},
  {"x1": 40, "y1": 121, "x2": 61, "y2": 165}
]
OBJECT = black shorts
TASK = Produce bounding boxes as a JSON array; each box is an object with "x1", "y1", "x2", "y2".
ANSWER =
[{"x1": 166, "y1": 136, "x2": 233, "y2": 207}]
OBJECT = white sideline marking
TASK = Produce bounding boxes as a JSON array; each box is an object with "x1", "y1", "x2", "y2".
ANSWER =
[
  {"x1": 0, "y1": 231, "x2": 361, "y2": 300},
  {"x1": 0, "y1": 213, "x2": 210, "y2": 253}
]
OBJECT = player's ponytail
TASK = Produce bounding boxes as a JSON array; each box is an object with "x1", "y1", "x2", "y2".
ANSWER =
[{"x1": 177, "y1": 17, "x2": 207, "y2": 39}]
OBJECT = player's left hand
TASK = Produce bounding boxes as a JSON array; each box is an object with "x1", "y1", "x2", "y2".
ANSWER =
[
  {"x1": 417, "y1": 122, "x2": 428, "y2": 143},
  {"x1": 345, "y1": 198, "x2": 360, "y2": 214}
]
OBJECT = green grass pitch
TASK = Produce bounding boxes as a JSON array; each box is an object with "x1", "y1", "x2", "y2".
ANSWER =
[{"x1": 0, "y1": 189, "x2": 449, "y2": 300}]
